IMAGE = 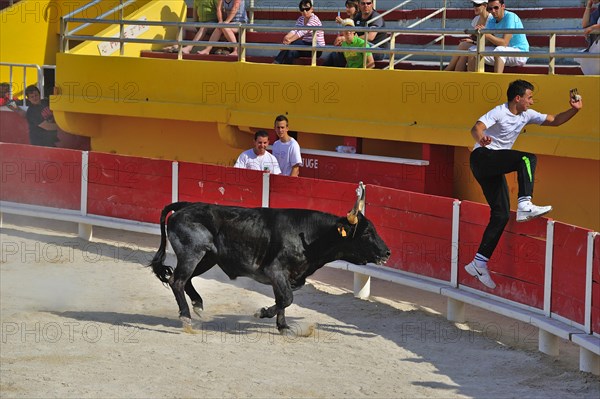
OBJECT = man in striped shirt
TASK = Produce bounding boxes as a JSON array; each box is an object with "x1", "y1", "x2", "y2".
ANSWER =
[{"x1": 273, "y1": 0, "x2": 325, "y2": 64}]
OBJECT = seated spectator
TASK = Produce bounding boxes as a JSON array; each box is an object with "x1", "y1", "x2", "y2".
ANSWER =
[
  {"x1": 0, "y1": 82, "x2": 19, "y2": 107},
  {"x1": 234, "y1": 130, "x2": 281, "y2": 174},
  {"x1": 354, "y1": 0, "x2": 387, "y2": 61},
  {"x1": 197, "y1": 0, "x2": 247, "y2": 56},
  {"x1": 575, "y1": 0, "x2": 600, "y2": 75},
  {"x1": 323, "y1": 0, "x2": 386, "y2": 67},
  {"x1": 164, "y1": 0, "x2": 218, "y2": 54},
  {"x1": 339, "y1": 19, "x2": 374, "y2": 68},
  {"x1": 335, "y1": 0, "x2": 359, "y2": 24},
  {"x1": 445, "y1": 1, "x2": 491, "y2": 71},
  {"x1": 273, "y1": 0, "x2": 325, "y2": 64},
  {"x1": 467, "y1": 0, "x2": 529, "y2": 73},
  {"x1": 7, "y1": 85, "x2": 58, "y2": 147}
]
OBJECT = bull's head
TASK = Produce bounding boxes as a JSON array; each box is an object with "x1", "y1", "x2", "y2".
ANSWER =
[{"x1": 337, "y1": 182, "x2": 390, "y2": 265}]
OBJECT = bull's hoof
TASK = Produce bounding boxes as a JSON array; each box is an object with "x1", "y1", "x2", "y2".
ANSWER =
[
  {"x1": 279, "y1": 323, "x2": 316, "y2": 337},
  {"x1": 180, "y1": 317, "x2": 199, "y2": 334},
  {"x1": 192, "y1": 303, "x2": 203, "y2": 318},
  {"x1": 278, "y1": 326, "x2": 292, "y2": 336},
  {"x1": 254, "y1": 307, "x2": 268, "y2": 318}
]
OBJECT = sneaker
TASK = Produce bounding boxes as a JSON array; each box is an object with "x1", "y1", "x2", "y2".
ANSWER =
[
  {"x1": 516, "y1": 202, "x2": 552, "y2": 223},
  {"x1": 465, "y1": 261, "x2": 497, "y2": 289}
]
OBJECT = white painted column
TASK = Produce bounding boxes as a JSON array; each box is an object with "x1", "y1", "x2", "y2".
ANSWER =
[
  {"x1": 543, "y1": 220, "x2": 555, "y2": 316},
  {"x1": 450, "y1": 200, "x2": 460, "y2": 287},
  {"x1": 172, "y1": 161, "x2": 179, "y2": 203},
  {"x1": 353, "y1": 273, "x2": 371, "y2": 299},
  {"x1": 447, "y1": 298, "x2": 466, "y2": 323},
  {"x1": 538, "y1": 329, "x2": 559, "y2": 356},
  {"x1": 580, "y1": 347, "x2": 600, "y2": 375},
  {"x1": 78, "y1": 151, "x2": 92, "y2": 241},
  {"x1": 262, "y1": 172, "x2": 270, "y2": 208},
  {"x1": 353, "y1": 182, "x2": 370, "y2": 299}
]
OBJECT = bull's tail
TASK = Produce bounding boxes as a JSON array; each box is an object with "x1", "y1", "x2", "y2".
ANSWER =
[{"x1": 149, "y1": 202, "x2": 192, "y2": 284}]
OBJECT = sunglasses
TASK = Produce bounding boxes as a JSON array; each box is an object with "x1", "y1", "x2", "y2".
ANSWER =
[
  {"x1": 360, "y1": 2, "x2": 372, "y2": 5},
  {"x1": 472, "y1": 3, "x2": 484, "y2": 6},
  {"x1": 487, "y1": 5, "x2": 501, "y2": 11},
  {"x1": 300, "y1": 6, "x2": 312, "y2": 11}
]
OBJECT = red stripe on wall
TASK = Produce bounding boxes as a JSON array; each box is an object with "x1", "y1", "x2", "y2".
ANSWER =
[
  {"x1": 86, "y1": 152, "x2": 172, "y2": 223},
  {"x1": 0, "y1": 144, "x2": 81, "y2": 210},
  {"x1": 551, "y1": 222, "x2": 591, "y2": 325},
  {"x1": 178, "y1": 163, "x2": 263, "y2": 208}
]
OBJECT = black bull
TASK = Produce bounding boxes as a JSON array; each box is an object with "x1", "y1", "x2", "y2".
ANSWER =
[{"x1": 149, "y1": 189, "x2": 390, "y2": 332}]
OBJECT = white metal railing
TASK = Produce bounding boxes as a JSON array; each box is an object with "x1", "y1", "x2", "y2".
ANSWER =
[
  {"x1": 58, "y1": 15, "x2": 599, "y2": 74},
  {"x1": 0, "y1": 63, "x2": 55, "y2": 105}
]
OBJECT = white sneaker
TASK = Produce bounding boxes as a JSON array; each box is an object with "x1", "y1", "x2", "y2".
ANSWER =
[
  {"x1": 465, "y1": 261, "x2": 497, "y2": 289},
  {"x1": 516, "y1": 202, "x2": 552, "y2": 223}
]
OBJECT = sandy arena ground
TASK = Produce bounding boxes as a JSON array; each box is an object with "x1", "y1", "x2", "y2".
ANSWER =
[{"x1": 1, "y1": 215, "x2": 599, "y2": 398}]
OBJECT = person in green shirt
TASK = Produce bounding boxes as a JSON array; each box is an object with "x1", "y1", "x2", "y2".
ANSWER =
[
  {"x1": 340, "y1": 19, "x2": 375, "y2": 68},
  {"x1": 165, "y1": 0, "x2": 218, "y2": 54}
]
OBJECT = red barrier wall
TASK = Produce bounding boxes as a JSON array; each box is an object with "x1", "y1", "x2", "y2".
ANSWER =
[
  {"x1": 551, "y1": 222, "x2": 591, "y2": 326},
  {"x1": 367, "y1": 186, "x2": 454, "y2": 280},
  {"x1": 459, "y1": 201, "x2": 546, "y2": 309},
  {"x1": 269, "y1": 176, "x2": 359, "y2": 215},
  {"x1": 0, "y1": 144, "x2": 81, "y2": 209},
  {"x1": 299, "y1": 153, "x2": 427, "y2": 194},
  {"x1": 0, "y1": 110, "x2": 91, "y2": 150},
  {"x1": 178, "y1": 163, "x2": 263, "y2": 208},
  {"x1": 1, "y1": 144, "x2": 597, "y2": 335},
  {"x1": 0, "y1": 110, "x2": 29, "y2": 144},
  {"x1": 86, "y1": 152, "x2": 172, "y2": 223},
  {"x1": 593, "y1": 234, "x2": 600, "y2": 334}
]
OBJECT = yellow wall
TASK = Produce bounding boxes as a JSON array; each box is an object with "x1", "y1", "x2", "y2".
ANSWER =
[
  {"x1": 52, "y1": 54, "x2": 600, "y2": 160},
  {"x1": 0, "y1": 0, "x2": 182, "y2": 96}
]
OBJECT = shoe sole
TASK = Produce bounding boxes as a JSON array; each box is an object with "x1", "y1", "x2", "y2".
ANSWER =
[{"x1": 516, "y1": 207, "x2": 552, "y2": 223}]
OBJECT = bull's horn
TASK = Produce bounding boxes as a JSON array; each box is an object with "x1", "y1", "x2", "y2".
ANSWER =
[{"x1": 346, "y1": 182, "x2": 365, "y2": 225}]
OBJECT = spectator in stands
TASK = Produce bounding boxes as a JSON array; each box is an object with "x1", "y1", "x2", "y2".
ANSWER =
[
  {"x1": 0, "y1": 82, "x2": 19, "y2": 107},
  {"x1": 7, "y1": 85, "x2": 58, "y2": 147},
  {"x1": 466, "y1": 0, "x2": 529, "y2": 73},
  {"x1": 464, "y1": 80, "x2": 582, "y2": 289},
  {"x1": 234, "y1": 130, "x2": 281, "y2": 174},
  {"x1": 164, "y1": 0, "x2": 218, "y2": 54},
  {"x1": 335, "y1": 0, "x2": 359, "y2": 24},
  {"x1": 197, "y1": 0, "x2": 248, "y2": 56},
  {"x1": 354, "y1": 0, "x2": 387, "y2": 61},
  {"x1": 445, "y1": 0, "x2": 491, "y2": 71},
  {"x1": 273, "y1": 0, "x2": 325, "y2": 64},
  {"x1": 575, "y1": 0, "x2": 600, "y2": 75},
  {"x1": 272, "y1": 115, "x2": 302, "y2": 177},
  {"x1": 338, "y1": 19, "x2": 375, "y2": 68},
  {"x1": 323, "y1": 0, "x2": 386, "y2": 67}
]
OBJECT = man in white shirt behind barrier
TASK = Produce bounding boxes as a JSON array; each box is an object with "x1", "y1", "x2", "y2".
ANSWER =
[{"x1": 234, "y1": 130, "x2": 282, "y2": 174}]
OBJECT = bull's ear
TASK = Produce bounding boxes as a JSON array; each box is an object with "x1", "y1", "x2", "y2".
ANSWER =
[{"x1": 337, "y1": 225, "x2": 348, "y2": 237}]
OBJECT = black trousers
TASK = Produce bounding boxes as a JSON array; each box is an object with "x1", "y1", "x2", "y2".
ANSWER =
[{"x1": 470, "y1": 147, "x2": 537, "y2": 259}]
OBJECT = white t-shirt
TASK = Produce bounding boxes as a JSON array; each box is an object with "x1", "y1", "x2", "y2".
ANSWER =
[
  {"x1": 476, "y1": 103, "x2": 547, "y2": 150},
  {"x1": 272, "y1": 137, "x2": 302, "y2": 176},
  {"x1": 470, "y1": 14, "x2": 492, "y2": 28},
  {"x1": 234, "y1": 149, "x2": 281, "y2": 174}
]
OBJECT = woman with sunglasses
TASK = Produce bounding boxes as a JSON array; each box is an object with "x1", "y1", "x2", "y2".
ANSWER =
[
  {"x1": 273, "y1": 0, "x2": 326, "y2": 64},
  {"x1": 445, "y1": 0, "x2": 490, "y2": 71}
]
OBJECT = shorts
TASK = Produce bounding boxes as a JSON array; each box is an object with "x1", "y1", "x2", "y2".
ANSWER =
[{"x1": 469, "y1": 45, "x2": 528, "y2": 66}]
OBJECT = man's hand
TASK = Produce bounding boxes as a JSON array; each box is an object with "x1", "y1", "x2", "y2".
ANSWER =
[
  {"x1": 478, "y1": 135, "x2": 492, "y2": 147},
  {"x1": 569, "y1": 88, "x2": 583, "y2": 110}
]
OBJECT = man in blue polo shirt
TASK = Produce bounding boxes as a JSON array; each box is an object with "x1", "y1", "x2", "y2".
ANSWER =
[{"x1": 468, "y1": 0, "x2": 529, "y2": 73}]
